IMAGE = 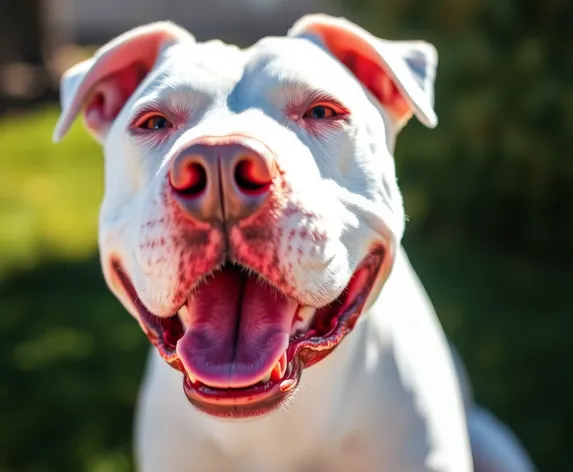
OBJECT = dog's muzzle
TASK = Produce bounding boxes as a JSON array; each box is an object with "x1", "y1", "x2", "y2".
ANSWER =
[{"x1": 110, "y1": 136, "x2": 389, "y2": 419}]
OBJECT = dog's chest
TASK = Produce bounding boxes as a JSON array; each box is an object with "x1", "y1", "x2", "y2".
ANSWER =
[{"x1": 212, "y1": 432, "x2": 376, "y2": 472}]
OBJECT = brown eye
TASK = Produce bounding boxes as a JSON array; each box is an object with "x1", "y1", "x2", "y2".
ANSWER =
[
  {"x1": 303, "y1": 104, "x2": 339, "y2": 120},
  {"x1": 136, "y1": 113, "x2": 172, "y2": 130}
]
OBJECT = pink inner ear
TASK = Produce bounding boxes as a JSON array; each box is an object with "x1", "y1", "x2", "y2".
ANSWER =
[
  {"x1": 341, "y1": 51, "x2": 411, "y2": 122},
  {"x1": 84, "y1": 61, "x2": 148, "y2": 135},
  {"x1": 310, "y1": 24, "x2": 411, "y2": 123}
]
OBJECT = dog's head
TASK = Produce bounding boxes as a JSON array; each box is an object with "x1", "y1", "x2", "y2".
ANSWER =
[{"x1": 53, "y1": 14, "x2": 437, "y2": 419}]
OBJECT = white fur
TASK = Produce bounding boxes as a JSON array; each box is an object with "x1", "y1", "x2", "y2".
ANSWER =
[{"x1": 54, "y1": 14, "x2": 535, "y2": 472}]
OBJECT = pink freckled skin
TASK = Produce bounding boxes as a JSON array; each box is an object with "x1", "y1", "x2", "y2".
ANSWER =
[
  {"x1": 228, "y1": 175, "x2": 304, "y2": 299},
  {"x1": 132, "y1": 160, "x2": 334, "y2": 315},
  {"x1": 135, "y1": 188, "x2": 227, "y2": 315},
  {"x1": 311, "y1": 230, "x2": 325, "y2": 241},
  {"x1": 283, "y1": 207, "x2": 299, "y2": 218},
  {"x1": 165, "y1": 194, "x2": 226, "y2": 308}
]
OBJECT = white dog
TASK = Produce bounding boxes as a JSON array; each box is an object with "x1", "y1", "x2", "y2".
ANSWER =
[{"x1": 53, "y1": 14, "x2": 535, "y2": 472}]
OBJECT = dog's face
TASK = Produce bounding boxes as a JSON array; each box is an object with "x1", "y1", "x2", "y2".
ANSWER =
[{"x1": 54, "y1": 14, "x2": 437, "y2": 419}]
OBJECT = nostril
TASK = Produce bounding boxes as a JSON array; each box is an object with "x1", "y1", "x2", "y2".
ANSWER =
[
  {"x1": 234, "y1": 159, "x2": 272, "y2": 195},
  {"x1": 171, "y1": 162, "x2": 208, "y2": 197}
]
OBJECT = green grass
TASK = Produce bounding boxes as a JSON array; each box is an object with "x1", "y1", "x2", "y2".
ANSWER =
[
  {"x1": 0, "y1": 108, "x2": 103, "y2": 275},
  {"x1": 0, "y1": 107, "x2": 570, "y2": 471},
  {"x1": 0, "y1": 108, "x2": 145, "y2": 472}
]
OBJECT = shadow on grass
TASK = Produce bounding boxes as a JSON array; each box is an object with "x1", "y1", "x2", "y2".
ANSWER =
[{"x1": 0, "y1": 255, "x2": 148, "y2": 472}]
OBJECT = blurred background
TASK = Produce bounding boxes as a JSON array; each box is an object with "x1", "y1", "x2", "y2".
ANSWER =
[{"x1": 0, "y1": 0, "x2": 571, "y2": 471}]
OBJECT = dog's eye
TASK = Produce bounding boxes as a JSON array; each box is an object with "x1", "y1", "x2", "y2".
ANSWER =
[
  {"x1": 303, "y1": 105, "x2": 338, "y2": 120},
  {"x1": 135, "y1": 113, "x2": 172, "y2": 130}
]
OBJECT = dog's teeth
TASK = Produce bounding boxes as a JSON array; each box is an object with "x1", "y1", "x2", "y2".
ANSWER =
[
  {"x1": 290, "y1": 306, "x2": 316, "y2": 336},
  {"x1": 178, "y1": 305, "x2": 190, "y2": 328},
  {"x1": 270, "y1": 352, "x2": 288, "y2": 381},
  {"x1": 261, "y1": 372, "x2": 272, "y2": 383},
  {"x1": 188, "y1": 373, "x2": 198, "y2": 385},
  {"x1": 261, "y1": 352, "x2": 288, "y2": 384}
]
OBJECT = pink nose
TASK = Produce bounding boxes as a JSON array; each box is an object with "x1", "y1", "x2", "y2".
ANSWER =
[{"x1": 169, "y1": 137, "x2": 277, "y2": 223}]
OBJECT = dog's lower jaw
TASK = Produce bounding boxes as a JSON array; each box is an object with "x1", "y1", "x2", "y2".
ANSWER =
[{"x1": 136, "y1": 314, "x2": 371, "y2": 471}]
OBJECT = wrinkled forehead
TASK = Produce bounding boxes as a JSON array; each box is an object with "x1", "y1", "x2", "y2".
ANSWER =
[{"x1": 149, "y1": 36, "x2": 358, "y2": 104}]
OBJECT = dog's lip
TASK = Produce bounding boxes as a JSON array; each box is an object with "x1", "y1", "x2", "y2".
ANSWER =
[
  {"x1": 110, "y1": 247, "x2": 385, "y2": 416},
  {"x1": 182, "y1": 357, "x2": 302, "y2": 418}
]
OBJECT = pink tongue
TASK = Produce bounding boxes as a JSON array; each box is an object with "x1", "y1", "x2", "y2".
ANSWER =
[{"x1": 176, "y1": 266, "x2": 297, "y2": 388}]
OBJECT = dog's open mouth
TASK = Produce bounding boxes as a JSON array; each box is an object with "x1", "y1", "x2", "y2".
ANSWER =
[{"x1": 112, "y1": 248, "x2": 385, "y2": 418}]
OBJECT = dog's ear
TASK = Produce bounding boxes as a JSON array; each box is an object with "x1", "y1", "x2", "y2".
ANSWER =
[
  {"x1": 53, "y1": 21, "x2": 194, "y2": 143},
  {"x1": 288, "y1": 14, "x2": 438, "y2": 130}
]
